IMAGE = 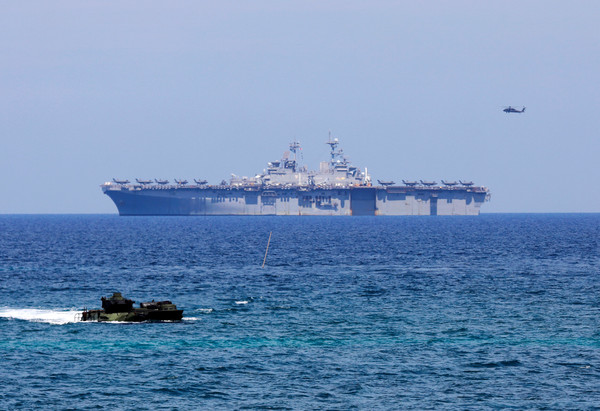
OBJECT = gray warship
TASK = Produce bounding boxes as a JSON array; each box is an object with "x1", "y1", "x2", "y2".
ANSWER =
[
  {"x1": 81, "y1": 292, "x2": 183, "y2": 322},
  {"x1": 102, "y1": 138, "x2": 490, "y2": 215}
]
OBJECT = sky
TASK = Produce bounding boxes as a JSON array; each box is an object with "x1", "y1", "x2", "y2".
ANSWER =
[{"x1": 1, "y1": 1, "x2": 599, "y2": 213}]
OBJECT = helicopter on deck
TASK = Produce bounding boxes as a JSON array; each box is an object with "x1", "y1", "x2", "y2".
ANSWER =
[{"x1": 503, "y1": 106, "x2": 526, "y2": 113}]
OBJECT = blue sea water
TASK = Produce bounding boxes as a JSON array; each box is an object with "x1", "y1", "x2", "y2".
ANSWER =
[{"x1": 0, "y1": 214, "x2": 599, "y2": 409}]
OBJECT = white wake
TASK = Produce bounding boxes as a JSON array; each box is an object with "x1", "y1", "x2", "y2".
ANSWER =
[{"x1": 0, "y1": 308, "x2": 83, "y2": 325}]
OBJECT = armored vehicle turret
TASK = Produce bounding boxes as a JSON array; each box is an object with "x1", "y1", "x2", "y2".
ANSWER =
[{"x1": 101, "y1": 292, "x2": 134, "y2": 313}]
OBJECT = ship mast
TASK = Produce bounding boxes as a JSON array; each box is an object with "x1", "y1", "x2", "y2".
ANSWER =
[
  {"x1": 326, "y1": 132, "x2": 341, "y2": 167},
  {"x1": 289, "y1": 139, "x2": 302, "y2": 184},
  {"x1": 289, "y1": 140, "x2": 301, "y2": 164}
]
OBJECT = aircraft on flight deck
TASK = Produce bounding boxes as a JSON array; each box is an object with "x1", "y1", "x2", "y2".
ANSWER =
[
  {"x1": 420, "y1": 180, "x2": 437, "y2": 186},
  {"x1": 136, "y1": 178, "x2": 153, "y2": 185},
  {"x1": 377, "y1": 180, "x2": 395, "y2": 186}
]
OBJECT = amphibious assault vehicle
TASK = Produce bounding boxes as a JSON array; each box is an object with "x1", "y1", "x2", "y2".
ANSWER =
[{"x1": 81, "y1": 292, "x2": 183, "y2": 322}]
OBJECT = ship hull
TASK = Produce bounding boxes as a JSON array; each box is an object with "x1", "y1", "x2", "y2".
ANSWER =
[{"x1": 103, "y1": 185, "x2": 488, "y2": 216}]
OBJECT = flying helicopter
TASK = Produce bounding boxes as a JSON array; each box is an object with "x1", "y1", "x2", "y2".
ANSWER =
[{"x1": 503, "y1": 106, "x2": 526, "y2": 113}]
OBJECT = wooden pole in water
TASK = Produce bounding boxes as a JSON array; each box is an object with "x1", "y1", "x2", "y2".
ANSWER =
[{"x1": 262, "y1": 231, "x2": 272, "y2": 268}]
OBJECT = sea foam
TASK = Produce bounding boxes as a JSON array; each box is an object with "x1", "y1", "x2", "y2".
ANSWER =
[{"x1": 0, "y1": 308, "x2": 82, "y2": 325}]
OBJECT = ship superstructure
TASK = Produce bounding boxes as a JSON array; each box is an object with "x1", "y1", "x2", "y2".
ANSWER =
[{"x1": 102, "y1": 138, "x2": 490, "y2": 216}]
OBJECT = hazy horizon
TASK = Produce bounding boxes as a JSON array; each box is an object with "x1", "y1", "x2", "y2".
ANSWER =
[{"x1": 1, "y1": 1, "x2": 599, "y2": 213}]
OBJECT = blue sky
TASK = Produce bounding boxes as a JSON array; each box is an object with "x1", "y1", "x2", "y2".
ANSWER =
[{"x1": 1, "y1": 1, "x2": 598, "y2": 213}]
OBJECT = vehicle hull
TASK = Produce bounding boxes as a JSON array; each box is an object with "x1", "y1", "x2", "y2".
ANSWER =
[{"x1": 81, "y1": 308, "x2": 184, "y2": 322}]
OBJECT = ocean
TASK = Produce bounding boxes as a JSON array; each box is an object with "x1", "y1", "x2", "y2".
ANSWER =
[{"x1": 0, "y1": 214, "x2": 599, "y2": 409}]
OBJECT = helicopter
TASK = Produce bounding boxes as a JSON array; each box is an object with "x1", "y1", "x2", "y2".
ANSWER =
[{"x1": 503, "y1": 106, "x2": 526, "y2": 113}]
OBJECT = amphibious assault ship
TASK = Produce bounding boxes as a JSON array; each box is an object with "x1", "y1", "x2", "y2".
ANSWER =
[{"x1": 102, "y1": 138, "x2": 490, "y2": 216}]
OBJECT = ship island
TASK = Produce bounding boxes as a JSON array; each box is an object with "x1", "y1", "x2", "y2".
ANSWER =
[{"x1": 102, "y1": 138, "x2": 490, "y2": 216}]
